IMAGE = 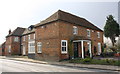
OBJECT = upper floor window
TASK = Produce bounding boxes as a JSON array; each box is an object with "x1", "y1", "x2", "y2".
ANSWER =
[
  {"x1": 97, "y1": 32, "x2": 100, "y2": 38},
  {"x1": 33, "y1": 34, "x2": 35, "y2": 39},
  {"x1": 87, "y1": 29, "x2": 90, "y2": 37},
  {"x1": 28, "y1": 35, "x2": 30, "y2": 40},
  {"x1": 73, "y1": 26, "x2": 78, "y2": 35},
  {"x1": 14, "y1": 37, "x2": 19, "y2": 42},
  {"x1": 23, "y1": 36, "x2": 26, "y2": 41},
  {"x1": 61, "y1": 40, "x2": 67, "y2": 54}
]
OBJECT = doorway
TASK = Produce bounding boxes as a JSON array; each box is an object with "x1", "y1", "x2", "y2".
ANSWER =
[
  {"x1": 22, "y1": 46, "x2": 26, "y2": 55},
  {"x1": 74, "y1": 42, "x2": 79, "y2": 58}
]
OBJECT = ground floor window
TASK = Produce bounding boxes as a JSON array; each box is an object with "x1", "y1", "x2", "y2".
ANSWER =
[
  {"x1": 28, "y1": 41, "x2": 35, "y2": 53},
  {"x1": 98, "y1": 43, "x2": 101, "y2": 55},
  {"x1": 61, "y1": 40, "x2": 67, "y2": 54},
  {"x1": 37, "y1": 42, "x2": 42, "y2": 53}
]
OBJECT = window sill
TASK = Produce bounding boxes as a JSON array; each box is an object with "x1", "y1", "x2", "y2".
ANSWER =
[
  {"x1": 37, "y1": 52, "x2": 42, "y2": 54},
  {"x1": 61, "y1": 52, "x2": 67, "y2": 54}
]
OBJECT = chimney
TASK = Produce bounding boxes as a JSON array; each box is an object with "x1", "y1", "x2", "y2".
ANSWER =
[{"x1": 9, "y1": 29, "x2": 11, "y2": 34}]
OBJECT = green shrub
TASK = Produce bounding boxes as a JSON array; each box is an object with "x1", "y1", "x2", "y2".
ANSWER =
[
  {"x1": 69, "y1": 58, "x2": 120, "y2": 66},
  {"x1": 68, "y1": 40, "x2": 74, "y2": 59},
  {"x1": 82, "y1": 58, "x2": 92, "y2": 63},
  {"x1": 101, "y1": 45, "x2": 104, "y2": 53},
  {"x1": 69, "y1": 58, "x2": 81, "y2": 63},
  {"x1": 114, "y1": 60, "x2": 120, "y2": 66}
]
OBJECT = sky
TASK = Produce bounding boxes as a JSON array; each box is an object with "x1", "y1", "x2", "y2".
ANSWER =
[{"x1": 0, "y1": 0, "x2": 119, "y2": 44}]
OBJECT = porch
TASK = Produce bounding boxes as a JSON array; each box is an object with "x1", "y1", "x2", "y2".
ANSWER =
[{"x1": 70, "y1": 36, "x2": 92, "y2": 59}]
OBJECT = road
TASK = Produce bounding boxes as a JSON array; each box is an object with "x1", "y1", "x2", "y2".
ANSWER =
[{"x1": 0, "y1": 58, "x2": 117, "y2": 72}]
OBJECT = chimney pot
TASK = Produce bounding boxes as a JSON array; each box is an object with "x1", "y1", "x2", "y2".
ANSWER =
[{"x1": 9, "y1": 29, "x2": 11, "y2": 34}]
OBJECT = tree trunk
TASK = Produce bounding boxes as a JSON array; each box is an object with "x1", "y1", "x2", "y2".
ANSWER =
[{"x1": 110, "y1": 37, "x2": 115, "y2": 46}]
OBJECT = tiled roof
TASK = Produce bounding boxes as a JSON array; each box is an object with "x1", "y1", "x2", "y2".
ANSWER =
[
  {"x1": 6, "y1": 27, "x2": 25, "y2": 37},
  {"x1": 35, "y1": 10, "x2": 102, "y2": 31},
  {"x1": 22, "y1": 28, "x2": 35, "y2": 35}
]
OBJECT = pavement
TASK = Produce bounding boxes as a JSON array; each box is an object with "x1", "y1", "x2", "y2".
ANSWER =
[{"x1": 0, "y1": 56, "x2": 120, "y2": 71}]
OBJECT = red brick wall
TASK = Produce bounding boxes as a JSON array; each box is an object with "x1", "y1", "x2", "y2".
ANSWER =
[
  {"x1": 35, "y1": 20, "x2": 103, "y2": 61},
  {"x1": 5, "y1": 36, "x2": 21, "y2": 55},
  {"x1": 22, "y1": 33, "x2": 35, "y2": 55},
  {"x1": 59, "y1": 21, "x2": 103, "y2": 59},
  {"x1": 35, "y1": 22, "x2": 60, "y2": 61}
]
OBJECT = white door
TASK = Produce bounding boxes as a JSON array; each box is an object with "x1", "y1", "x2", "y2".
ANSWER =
[
  {"x1": 23, "y1": 46, "x2": 26, "y2": 55},
  {"x1": 98, "y1": 43, "x2": 101, "y2": 55}
]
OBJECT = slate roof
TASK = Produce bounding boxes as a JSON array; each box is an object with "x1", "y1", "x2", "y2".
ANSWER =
[
  {"x1": 6, "y1": 27, "x2": 25, "y2": 37},
  {"x1": 35, "y1": 10, "x2": 102, "y2": 31},
  {"x1": 22, "y1": 28, "x2": 35, "y2": 35}
]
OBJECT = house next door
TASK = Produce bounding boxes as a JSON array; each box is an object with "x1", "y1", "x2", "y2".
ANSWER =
[{"x1": 74, "y1": 42, "x2": 78, "y2": 58}]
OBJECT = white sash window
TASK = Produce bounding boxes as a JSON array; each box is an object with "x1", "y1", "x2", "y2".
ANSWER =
[
  {"x1": 73, "y1": 26, "x2": 78, "y2": 35},
  {"x1": 61, "y1": 40, "x2": 67, "y2": 54},
  {"x1": 28, "y1": 41, "x2": 35, "y2": 53},
  {"x1": 37, "y1": 42, "x2": 42, "y2": 53}
]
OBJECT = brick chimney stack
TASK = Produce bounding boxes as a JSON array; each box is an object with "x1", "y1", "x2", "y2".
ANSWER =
[{"x1": 9, "y1": 29, "x2": 11, "y2": 34}]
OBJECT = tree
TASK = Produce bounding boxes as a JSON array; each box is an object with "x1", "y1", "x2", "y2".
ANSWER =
[{"x1": 104, "y1": 15, "x2": 119, "y2": 46}]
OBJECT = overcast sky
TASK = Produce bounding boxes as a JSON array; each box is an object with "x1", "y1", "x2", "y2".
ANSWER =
[{"x1": 0, "y1": 0, "x2": 119, "y2": 44}]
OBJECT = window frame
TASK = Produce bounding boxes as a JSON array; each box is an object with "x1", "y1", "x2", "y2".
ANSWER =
[
  {"x1": 28, "y1": 35, "x2": 30, "y2": 40},
  {"x1": 97, "y1": 32, "x2": 100, "y2": 38},
  {"x1": 87, "y1": 29, "x2": 91, "y2": 37},
  {"x1": 37, "y1": 42, "x2": 42, "y2": 53},
  {"x1": 14, "y1": 37, "x2": 19, "y2": 42},
  {"x1": 61, "y1": 40, "x2": 67, "y2": 54},
  {"x1": 23, "y1": 36, "x2": 26, "y2": 41},
  {"x1": 97, "y1": 43, "x2": 101, "y2": 55},
  {"x1": 73, "y1": 26, "x2": 78, "y2": 35},
  {"x1": 8, "y1": 45, "x2": 11, "y2": 53},
  {"x1": 33, "y1": 34, "x2": 35, "y2": 39},
  {"x1": 28, "y1": 41, "x2": 35, "y2": 53}
]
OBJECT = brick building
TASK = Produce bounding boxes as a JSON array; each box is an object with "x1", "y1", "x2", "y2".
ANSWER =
[
  {"x1": 5, "y1": 27, "x2": 25, "y2": 56},
  {"x1": 33, "y1": 10, "x2": 103, "y2": 61},
  {"x1": 21, "y1": 25, "x2": 35, "y2": 58},
  {"x1": 3, "y1": 10, "x2": 103, "y2": 61},
  {"x1": 0, "y1": 42, "x2": 6, "y2": 56}
]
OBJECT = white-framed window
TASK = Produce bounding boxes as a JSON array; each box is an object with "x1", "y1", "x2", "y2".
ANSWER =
[
  {"x1": 28, "y1": 35, "x2": 30, "y2": 40},
  {"x1": 14, "y1": 37, "x2": 19, "y2": 42},
  {"x1": 37, "y1": 42, "x2": 42, "y2": 53},
  {"x1": 87, "y1": 42, "x2": 90, "y2": 52},
  {"x1": 87, "y1": 29, "x2": 90, "y2": 37},
  {"x1": 61, "y1": 40, "x2": 67, "y2": 54},
  {"x1": 97, "y1": 32, "x2": 100, "y2": 38},
  {"x1": 33, "y1": 34, "x2": 35, "y2": 39},
  {"x1": 98, "y1": 43, "x2": 101, "y2": 55},
  {"x1": 23, "y1": 36, "x2": 26, "y2": 41},
  {"x1": 8, "y1": 45, "x2": 11, "y2": 53},
  {"x1": 28, "y1": 41, "x2": 35, "y2": 53},
  {"x1": 73, "y1": 26, "x2": 78, "y2": 35}
]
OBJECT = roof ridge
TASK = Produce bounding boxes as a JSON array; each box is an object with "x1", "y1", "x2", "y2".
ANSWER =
[
  {"x1": 57, "y1": 10, "x2": 85, "y2": 20},
  {"x1": 35, "y1": 10, "x2": 102, "y2": 31}
]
